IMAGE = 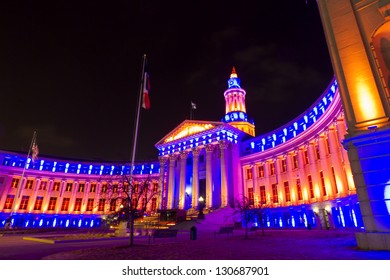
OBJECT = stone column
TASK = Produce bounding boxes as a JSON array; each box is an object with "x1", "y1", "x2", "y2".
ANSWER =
[
  {"x1": 178, "y1": 151, "x2": 189, "y2": 209},
  {"x1": 318, "y1": 135, "x2": 332, "y2": 199},
  {"x1": 42, "y1": 180, "x2": 54, "y2": 212},
  {"x1": 205, "y1": 144, "x2": 214, "y2": 208},
  {"x1": 158, "y1": 156, "x2": 167, "y2": 210},
  {"x1": 219, "y1": 140, "x2": 229, "y2": 207},
  {"x1": 191, "y1": 148, "x2": 201, "y2": 209},
  {"x1": 167, "y1": 154, "x2": 177, "y2": 209},
  {"x1": 328, "y1": 126, "x2": 347, "y2": 197},
  {"x1": 28, "y1": 178, "x2": 41, "y2": 212}
]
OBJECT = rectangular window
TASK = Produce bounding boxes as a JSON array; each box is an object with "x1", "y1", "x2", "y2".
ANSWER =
[
  {"x1": 4, "y1": 195, "x2": 15, "y2": 209},
  {"x1": 39, "y1": 181, "x2": 47, "y2": 190},
  {"x1": 304, "y1": 150, "x2": 309, "y2": 165},
  {"x1": 308, "y1": 175, "x2": 315, "y2": 198},
  {"x1": 270, "y1": 162, "x2": 275, "y2": 175},
  {"x1": 112, "y1": 184, "x2": 118, "y2": 193},
  {"x1": 90, "y1": 183, "x2": 96, "y2": 192},
  {"x1": 11, "y1": 178, "x2": 20, "y2": 188},
  {"x1": 284, "y1": 181, "x2": 291, "y2": 202},
  {"x1": 65, "y1": 183, "x2": 72, "y2": 192},
  {"x1": 25, "y1": 180, "x2": 33, "y2": 189},
  {"x1": 98, "y1": 199, "x2": 106, "y2": 211},
  {"x1": 86, "y1": 198, "x2": 94, "y2": 211},
  {"x1": 281, "y1": 158, "x2": 287, "y2": 172},
  {"x1": 320, "y1": 171, "x2": 327, "y2": 196},
  {"x1": 272, "y1": 184, "x2": 278, "y2": 203},
  {"x1": 48, "y1": 197, "x2": 57, "y2": 211},
  {"x1": 52, "y1": 182, "x2": 60, "y2": 191},
  {"x1": 61, "y1": 198, "x2": 70, "y2": 211},
  {"x1": 74, "y1": 198, "x2": 82, "y2": 211},
  {"x1": 33, "y1": 196, "x2": 44, "y2": 210},
  {"x1": 297, "y1": 179, "x2": 303, "y2": 200},
  {"x1": 258, "y1": 165, "x2": 264, "y2": 178},
  {"x1": 151, "y1": 197, "x2": 157, "y2": 211},
  {"x1": 19, "y1": 196, "x2": 29, "y2": 210},
  {"x1": 293, "y1": 155, "x2": 298, "y2": 169},
  {"x1": 316, "y1": 145, "x2": 321, "y2": 160},
  {"x1": 78, "y1": 183, "x2": 85, "y2": 192},
  {"x1": 248, "y1": 187, "x2": 254, "y2": 205},
  {"x1": 153, "y1": 183, "x2": 158, "y2": 193},
  {"x1": 134, "y1": 183, "x2": 139, "y2": 194},
  {"x1": 246, "y1": 168, "x2": 253, "y2": 180},
  {"x1": 331, "y1": 167, "x2": 338, "y2": 193},
  {"x1": 110, "y1": 199, "x2": 117, "y2": 212},
  {"x1": 101, "y1": 184, "x2": 107, "y2": 193},
  {"x1": 260, "y1": 186, "x2": 266, "y2": 204}
]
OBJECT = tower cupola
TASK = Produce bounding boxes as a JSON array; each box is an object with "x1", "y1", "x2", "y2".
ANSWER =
[{"x1": 222, "y1": 67, "x2": 255, "y2": 136}]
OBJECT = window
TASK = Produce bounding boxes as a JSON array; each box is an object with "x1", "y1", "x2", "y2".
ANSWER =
[
  {"x1": 260, "y1": 186, "x2": 266, "y2": 204},
  {"x1": 134, "y1": 183, "x2": 139, "y2": 194},
  {"x1": 248, "y1": 187, "x2": 254, "y2": 205},
  {"x1": 308, "y1": 175, "x2": 315, "y2": 198},
  {"x1": 272, "y1": 184, "x2": 278, "y2": 203},
  {"x1": 246, "y1": 168, "x2": 253, "y2": 180},
  {"x1": 39, "y1": 181, "x2": 47, "y2": 190},
  {"x1": 90, "y1": 183, "x2": 96, "y2": 193},
  {"x1": 110, "y1": 199, "x2": 117, "y2": 212},
  {"x1": 258, "y1": 165, "x2": 264, "y2": 178},
  {"x1": 52, "y1": 182, "x2": 60, "y2": 191},
  {"x1": 153, "y1": 183, "x2": 158, "y2": 193},
  {"x1": 65, "y1": 183, "x2": 72, "y2": 192},
  {"x1": 112, "y1": 184, "x2": 118, "y2": 193},
  {"x1": 284, "y1": 181, "x2": 291, "y2": 202},
  {"x1": 3, "y1": 195, "x2": 15, "y2": 209},
  {"x1": 74, "y1": 198, "x2": 82, "y2": 211},
  {"x1": 98, "y1": 199, "x2": 106, "y2": 211},
  {"x1": 11, "y1": 178, "x2": 19, "y2": 188},
  {"x1": 25, "y1": 180, "x2": 33, "y2": 189},
  {"x1": 78, "y1": 183, "x2": 85, "y2": 192},
  {"x1": 19, "y1": 196, "x2": 29, "y2": 210},
  {"x1": 101, "y1": 184, "x2": 107, "y2": 193},
  {"x1": 33, "y1": 196, "x2": 43, "y2": 210},
  {"x1": 293, "y1": 154, "x2": 298, "y2": 169},
  {"x1": 61, "y1": 198, "x2": 70, "y2": 211},
  {"x1": 270, "y1": 162, "x2": 275, "y2": 175},
  {"x1": 151, "y1": 197, "x2": 157, "y2": 211},
  {"x1": 320, "y1": 171, "x2": 327, "y2": 196},
  {"x1": 281, "y1": 158, "x2": 287, "y2": 173},
  {"x1": 48, "y1": 197, "x2": 57, "y2": 211},
  {"x1": 296, "y1": 179, "x2": 303, "y2": 200},
  {"x1": 86, "y1": 198, "x2": 94, "y2": 211},
  {"x1": 331, "y1": 167, "x2": 338, "y2": 193},
  {"x1": 304, "y1": 150, "x2": 309, "y2": 165},
  {"x1": 315, "y1": 145, "x2": 321, "y2": 160}
]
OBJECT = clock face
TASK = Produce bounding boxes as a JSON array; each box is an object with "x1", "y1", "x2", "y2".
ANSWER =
[{"x1": 228, "y1": 78, "x2": 240, "y2": 88}]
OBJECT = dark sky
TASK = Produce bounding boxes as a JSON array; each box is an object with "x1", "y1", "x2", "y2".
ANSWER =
[{"x1": 0, "y1": 0, "x2": 333, "y2": 162}]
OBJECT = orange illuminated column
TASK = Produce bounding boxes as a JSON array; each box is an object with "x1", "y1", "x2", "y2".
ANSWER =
[
  {"x1": 191, "y1": 148, "x2": 200, "y2": 209},
  {"x1": 178, "y1": 151, "x2": 188, "y2": 209},
  {"x1": 219, "y1": 140, "x2": 229, "y2": 207}
]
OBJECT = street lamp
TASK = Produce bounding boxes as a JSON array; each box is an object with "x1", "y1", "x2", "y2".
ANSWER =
[{"x1": 198, "y1": 196, "x2": 205, "y2": 219}]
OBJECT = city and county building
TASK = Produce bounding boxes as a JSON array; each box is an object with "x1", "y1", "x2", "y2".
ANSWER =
[{"x1": 0, "y1": 68, "x2": 362, "y2": 230}]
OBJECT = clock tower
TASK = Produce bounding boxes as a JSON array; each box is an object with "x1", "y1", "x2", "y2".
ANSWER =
[{"x1": 222, "y1": 67, "x2": 255, "y2": 137}]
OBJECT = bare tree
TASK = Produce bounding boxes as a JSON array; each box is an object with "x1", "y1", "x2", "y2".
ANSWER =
[
  {"x1": 231, "y1": 196, "x2": 269, "y2": 239},
  {"x1": 99, "y1": 174, "x2": 160, "y2": 247}
]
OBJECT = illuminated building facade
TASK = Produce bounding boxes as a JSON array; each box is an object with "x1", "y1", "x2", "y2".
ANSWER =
[{"x1": 0, "y1": 68, "x2": 364, "y2": 232}]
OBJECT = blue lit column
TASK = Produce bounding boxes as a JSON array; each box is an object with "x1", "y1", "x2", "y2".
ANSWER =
[{"x1": 158, "y1": 156, "x2": 167, "y2": 210}]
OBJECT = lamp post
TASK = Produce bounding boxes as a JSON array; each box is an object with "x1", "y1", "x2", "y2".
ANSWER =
[{"x1": 198, "y1": 196, "x2": 205, "y2": 219}]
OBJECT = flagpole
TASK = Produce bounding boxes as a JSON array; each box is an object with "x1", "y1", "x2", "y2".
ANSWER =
[
  {"x1": 130, "y1": 54, "x2": 147, "y2": 182},
  {"x1": 190, "y1": 102, "x2": 193, "y2": 120},
  {"x1": 9, "y1": 131, "x2": 37, "y2": 222}
]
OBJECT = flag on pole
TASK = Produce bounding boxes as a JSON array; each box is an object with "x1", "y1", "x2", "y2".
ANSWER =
[
  {"x1": 191, "y1": 101, "x2": 197, "y2": 110},
  {"x1": 142, "y1": 65, "x2": 150, "y2": 110},
  {"x1": 32, "y1": 138, "x2": 39, "y2": 162}
]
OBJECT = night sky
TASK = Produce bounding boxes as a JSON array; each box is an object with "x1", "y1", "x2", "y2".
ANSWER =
[{"x1": 0, "y1": 0, "x2": 333, "y2": 162}]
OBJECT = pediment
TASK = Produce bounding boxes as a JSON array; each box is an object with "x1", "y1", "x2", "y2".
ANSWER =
[{"x1": 156, "y1": 120, "x2": 225, "y2": 146}]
